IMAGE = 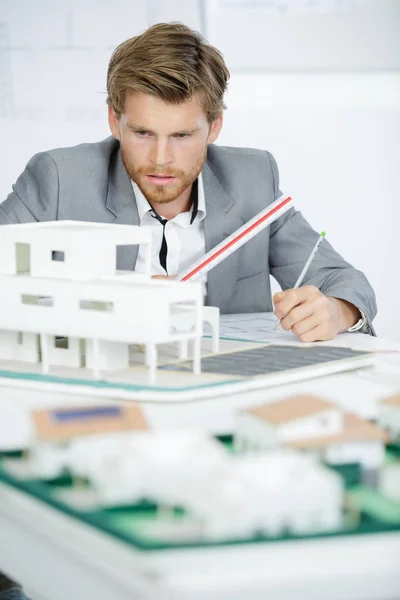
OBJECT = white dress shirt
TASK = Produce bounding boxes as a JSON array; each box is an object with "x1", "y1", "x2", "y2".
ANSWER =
[{"x1": 133, "y1": 174, "x2": 207, "y2": 286}]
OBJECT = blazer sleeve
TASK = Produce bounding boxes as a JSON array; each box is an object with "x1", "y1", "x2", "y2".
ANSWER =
[
  {"x1": 0, "y1": 152, "x2": 60, "y2": 225},
  {"x1": 266, "y1": 151, "x2": 377, "y2": 331}
]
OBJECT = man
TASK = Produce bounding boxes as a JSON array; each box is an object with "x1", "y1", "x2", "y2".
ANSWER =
[{"x1": 0, "y1": 22, "x2": 376, "y2": 341}]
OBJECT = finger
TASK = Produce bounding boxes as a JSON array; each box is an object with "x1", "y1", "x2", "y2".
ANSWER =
[
  {"x1": 273, "y1": 289, "x2": 301, "y2": 319},
  {"x1": 274, "y1": 285, "x2": 318, "y2": 303},
  {"x1": 274, "y1": 288, "x2": 306, "y2": 319},
  {"x1": 290, "y1": 312, "x2": 320, "y2": 337},
  {"x1": 274, "y1": 285, "x2": 320, "y2": 319},
  {"x1": 273, "y1": 290, "x2": 286, "y2": 303},
  {"x1": 280, "y1": 304, "x2": 316, "y2": 332},
  {"x1": 298, "y1": 323, "x2": 335, "y2": 343}
]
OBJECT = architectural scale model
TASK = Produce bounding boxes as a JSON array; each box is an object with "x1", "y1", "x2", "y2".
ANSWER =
[
  {"x1": 0, "y1": 225, "x2": 399, "y2": 555},
  {"x1": 0, "y1": 220, "x2": 375, "y2": 402},
  {"x1": 20, "y1": 403, "x2": 344, "y2": 539},
  {"x1": 1, "y1": 392, "x2": 399, "y2": 546},
  {"x1": 0, "y1": 221, "x2": 220, "y2": 383}
]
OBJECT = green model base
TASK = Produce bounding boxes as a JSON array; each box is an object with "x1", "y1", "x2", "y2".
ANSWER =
[{"x1": 1, "y1": 439, "x2": 400, "y2": 552}]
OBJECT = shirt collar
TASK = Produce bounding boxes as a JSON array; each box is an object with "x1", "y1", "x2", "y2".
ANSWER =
[{"x1": 131, "y1": 172, "x2": 206, "y2": 223}]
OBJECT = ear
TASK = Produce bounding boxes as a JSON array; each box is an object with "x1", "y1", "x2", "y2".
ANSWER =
[
  {"x1": 108, "y1": 106, "x2": 121, "y2": 140},
  {"x1": 207, "y1": 112, "x2": 223, "y2": 144}
]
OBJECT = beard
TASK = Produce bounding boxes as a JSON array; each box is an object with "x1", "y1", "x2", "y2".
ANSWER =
[{"x1": 120, "y1": 146, "x2": 207, "y2": 204}]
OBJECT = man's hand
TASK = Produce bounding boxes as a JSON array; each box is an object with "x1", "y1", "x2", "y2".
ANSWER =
[
  {"x1": 151, "y1": 275, "x2": 176, "y2": 280},
  {"x1": 273, "y1": 285, "x2": 360, "y2": 342}
]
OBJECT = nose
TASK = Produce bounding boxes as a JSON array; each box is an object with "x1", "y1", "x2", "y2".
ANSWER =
[{"x1": 150, "y1": 138, "x2": 173, "y2": 168}]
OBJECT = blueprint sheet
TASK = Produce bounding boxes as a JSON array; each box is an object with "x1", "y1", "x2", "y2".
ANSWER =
[{"x1": 204, "y1": 312, "x2": 296, "y2": 343}]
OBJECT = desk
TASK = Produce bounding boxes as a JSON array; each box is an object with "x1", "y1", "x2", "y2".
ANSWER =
[{"x1": 1, "y1": 316, "x2": 400, "y2": 600}]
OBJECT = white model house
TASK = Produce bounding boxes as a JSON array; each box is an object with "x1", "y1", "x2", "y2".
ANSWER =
[
  {"x1": 0, "y1": 221, "x2": 210, "y2": 382},
  {"x1": 186, "y1": 451, "x2": 343, "y2": 540},
  {"x1": 28, "y1": 404, "x2": 149, "y2": 480},
  {"x1": 29, "y1": 427, "x2": 231, "y2": 507},
  {"x1": 379, "y1": 462, "x2": 400, "y2": 502},
  {"x1": 235, "y1": 395, "x2": 388, "y2": 479},
  {"x1": 235, "y1": 395, "x2": 344, "y2": 452},
  {"x1": 377, "y1": 394, "x2": 400, "y2": 443},
  {"x1": 285, "y1": 413, "x2": 388, "y2": 478},
  {"x1": 0, "y1": 220, "x2": 152, "y2": 280},
  {"x1": 67, "y1": 429, "x2": 231, "y2": 506},
  {"x1": 70, "y1": 438, "x2": 343, "y2": 539}
]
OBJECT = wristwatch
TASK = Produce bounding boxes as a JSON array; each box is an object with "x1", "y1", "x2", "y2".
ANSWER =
[{"x1": 347, "y1": 309, "x2": 369, "y2": 333}]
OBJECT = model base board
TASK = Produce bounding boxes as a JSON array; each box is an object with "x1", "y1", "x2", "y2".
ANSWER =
[
  {"x1": 0, "y1": 339, "x2": 374, "y2": 402},
  {"x1": 1, "y1": 440, "x2": 399, "y2": 552}
]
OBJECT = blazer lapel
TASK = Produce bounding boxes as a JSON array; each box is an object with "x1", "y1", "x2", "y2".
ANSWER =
[
  {"x1": 202, "y1": 161, "x2": 243, "y2": 311},
  {"x1": 105, "y1": 148, "x2": 243, "y2": 298},
  {"x1": 106, "y1": 147, "x2": 140, "y2": 270}
]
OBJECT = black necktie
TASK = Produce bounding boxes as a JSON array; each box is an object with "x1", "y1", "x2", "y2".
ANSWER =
[
  {"x1": 149, "y1": 180, "x2": 199, "y2": 275},
  {"x1": 150, "y1": 210, "x2": 169, "y2": 274}
]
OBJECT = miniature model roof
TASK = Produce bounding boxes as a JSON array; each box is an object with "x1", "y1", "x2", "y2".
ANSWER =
[
  {"x1": 245, "y1": 395, "x2": 337, "y2": 425},
  {"x1": 380, "y1": 394, "x2": 400, "y2": 407},
  {"x1": 33, "y1": 404, "x2": 149, "y2": 441},
  {"x1": 0, "y1": 220, "x2": 151, "y2": 244},
  {"x1": 285, "y1": 413, "x2": 389, "y2": 449}
]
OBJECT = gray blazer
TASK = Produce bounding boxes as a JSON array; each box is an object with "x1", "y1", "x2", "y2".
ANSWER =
[{"x1": 0, "y1": 137, "x2": 377, "y2": 324}]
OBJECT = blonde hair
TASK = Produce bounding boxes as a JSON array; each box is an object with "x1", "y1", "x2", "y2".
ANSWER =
[{"x1": 106, "y1": 22, "x2": 229, "y2": 123}]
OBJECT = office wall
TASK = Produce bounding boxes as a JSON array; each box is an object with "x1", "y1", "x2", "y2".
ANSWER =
[{"x1": 0, "y1": 0, "x2": 399, "y2": 338}]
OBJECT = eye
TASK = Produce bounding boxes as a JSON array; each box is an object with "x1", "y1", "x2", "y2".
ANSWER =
[
  {"x1": 173, "y1": 133, "x2": 189, "y2": 139},
  {"x1": 136, "y1": 130, "x2": 150, "y2": 137}
]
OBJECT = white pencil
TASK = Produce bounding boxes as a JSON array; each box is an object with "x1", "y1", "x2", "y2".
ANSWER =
[
  {"x1": 274, "y1": 231, "x2": 326, "y2": 330},
  {"x1": 177, "y1": 194, "x2": 293, "y2": 281}
]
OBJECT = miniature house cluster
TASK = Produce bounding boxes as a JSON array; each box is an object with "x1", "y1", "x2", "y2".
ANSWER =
[
  {"x1": 21, "y1": 402, "x2": 345, "y2": 540},
  {"x1": 235, "y1": 394, "x2": 390, "y2": 485},
  {"x1": 0, "y1": 221, "x2": 220, "y2": 382},
  {"x1": 4, "y1": 391, "x2": 399, "y2": 541}
]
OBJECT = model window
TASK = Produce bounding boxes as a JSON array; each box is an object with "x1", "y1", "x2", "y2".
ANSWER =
[
  {"x1": 51, "y1": 250, "x2": 65, "y2": 262},
  {"x1": 79, "y1": 300, "x2": 114, "y2": 312},
  {"x1": 21, "y1": 295, "x2": 54, "y2": 306}
]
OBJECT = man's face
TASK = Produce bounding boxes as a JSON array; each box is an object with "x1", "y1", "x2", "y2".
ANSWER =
[{"x1": 108, "y1": 91, "x2": 222, "y2": 204}]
